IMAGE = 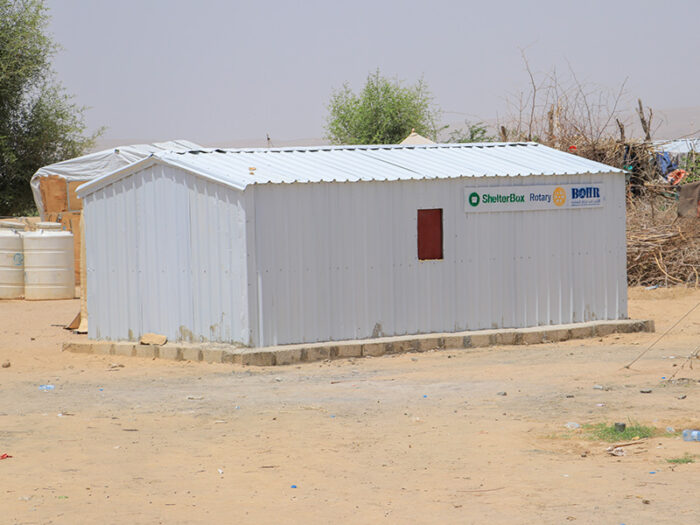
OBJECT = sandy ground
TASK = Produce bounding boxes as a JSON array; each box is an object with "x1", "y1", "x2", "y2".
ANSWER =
[{"x1": 1, "y1": 288, "x2": 699, "y2": 525}]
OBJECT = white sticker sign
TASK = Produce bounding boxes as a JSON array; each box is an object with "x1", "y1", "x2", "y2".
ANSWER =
[{"x1": 464, "y1": 184, "x2": 603, "y2": 213}]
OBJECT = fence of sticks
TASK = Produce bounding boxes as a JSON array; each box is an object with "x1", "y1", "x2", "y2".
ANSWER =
[
  {"x1": 627, "y1": 186, "x2": 700, "y2": 287},
  {"x1": 564, "y1": 139, "x2": 698, "y2": 287}
]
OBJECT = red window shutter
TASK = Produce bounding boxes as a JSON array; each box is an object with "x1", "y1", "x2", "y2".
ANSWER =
[{"x1": 417, "y1": 209, "x2": 443, "y2": 260}]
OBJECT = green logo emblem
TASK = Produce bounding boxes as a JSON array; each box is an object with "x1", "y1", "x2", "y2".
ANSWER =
[{"x1": 468, "y1": 192, "x2": 480, "y2": 207}]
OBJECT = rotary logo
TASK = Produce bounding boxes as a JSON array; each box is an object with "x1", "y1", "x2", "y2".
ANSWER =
[{"x1": 552, "y1": 187, "x2": 566, "y2": 207}]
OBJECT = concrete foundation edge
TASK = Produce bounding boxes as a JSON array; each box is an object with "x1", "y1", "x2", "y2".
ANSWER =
[{"x1": 62, "y1": 319, "x2": 655, "y2": 367}]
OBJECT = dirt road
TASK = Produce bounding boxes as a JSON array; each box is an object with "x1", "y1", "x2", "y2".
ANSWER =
[{"x1": 1, "y1": 287, "x2": 699, "y2": 524}]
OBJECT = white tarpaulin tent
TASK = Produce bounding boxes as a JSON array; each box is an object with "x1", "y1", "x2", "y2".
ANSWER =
[
  {"x1": 653, "y1": 138, "x2": 700, "y2": 155},
  {"x1": 31, "y1": 139, "x2": 201, "y2": 218}
]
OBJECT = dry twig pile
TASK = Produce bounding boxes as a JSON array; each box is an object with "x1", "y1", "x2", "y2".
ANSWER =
[{"x1": 627, "y1": 191, "x2": 700, "y2": 286}]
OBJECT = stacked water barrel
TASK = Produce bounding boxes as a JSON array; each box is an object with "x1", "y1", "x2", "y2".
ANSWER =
[
  {"x1": 0, "y1": 220, "x2": 75, "y2": 300},
  {"x1": 0, "y1": 220, "x2": 25, "y2": 299}
]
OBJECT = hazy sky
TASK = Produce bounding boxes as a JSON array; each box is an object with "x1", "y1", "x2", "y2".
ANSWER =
[{"x1": 46, "y1": 0, "x2": 699, "y2": 146}]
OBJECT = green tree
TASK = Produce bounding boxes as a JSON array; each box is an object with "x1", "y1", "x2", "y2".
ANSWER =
[
  {"x1": 325, "y1": 70, "x2": 441, "y2": 145},
  {"x1": 446, "y1": 120, "x2": 494, "y2": 143},
  {"x1": 0, "y1": 0, "x2": 98, "y2": 216}
]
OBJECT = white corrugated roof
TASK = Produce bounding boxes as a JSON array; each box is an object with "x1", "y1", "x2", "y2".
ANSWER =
[
  {"x1": 77, "y1": 142, "x2": 623, "y2": 197},
  {"x1": 31, "y1": 139, "x2": 203, "y2": 216},
  {"x1": 34, "y1": 139, "x2": 202, "y2": 181}
]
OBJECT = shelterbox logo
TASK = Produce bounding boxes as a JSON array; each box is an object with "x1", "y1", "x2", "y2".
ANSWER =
[
  {"x1": 465, "y1": 184, "x2": 602, "y2": 213},
  {"x1": 481, "y1": 192, "x2": 525, "y2": 204}
]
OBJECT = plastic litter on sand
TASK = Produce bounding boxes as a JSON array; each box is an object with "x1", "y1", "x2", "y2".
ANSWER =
[
  {"x1": 682, "y1": 429, "x2": 700, "y2": 441},
  {"x1": 38, "y1": 385, "x2": 55, "y2": 391}
]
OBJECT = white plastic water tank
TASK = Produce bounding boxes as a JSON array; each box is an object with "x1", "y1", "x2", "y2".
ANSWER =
[
  {"x1": 36, "y1": 221, "x2": 63, "y2": 230},
  {"x1": 23, "y1": 225, "x2": 75, "y2": 300},
  {"x1": 0, "y1": 221, "x2": 25, "y2": 299}
]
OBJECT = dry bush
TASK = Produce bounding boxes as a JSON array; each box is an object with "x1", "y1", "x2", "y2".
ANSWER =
[
  {"x1": 498, "y1": 55, "x2": 661, "y2": 185},
  {"x1": 499, "y1": 55, "x2": 699, "y2": 287},
  {"x1": 627, "y1": 192, "x2": 700, "y2": 287},
  {"x1": 498, "y1": 55, "x2": 631, "y2": 146}
]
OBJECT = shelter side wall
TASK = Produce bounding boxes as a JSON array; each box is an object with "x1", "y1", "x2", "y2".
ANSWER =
[
  {"x1": 250, "y1": 173, "x2": 626, "y2": 346},
  {"x1": 186, "y1": 175, "x2": 249, "y2": 344},
  {"x1": 84, "y1": 165, "x2": 249, "y2": 343},
  {"x1": 611, "y1": 173, "x2": 628, "y2": 318}
]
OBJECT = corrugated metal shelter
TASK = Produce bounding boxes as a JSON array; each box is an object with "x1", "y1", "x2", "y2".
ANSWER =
[
  {"x1": 29, "y1": 140, "x2": 201, "y2": 283},
  {"x1": 77, "y1": 142, "x2": 628, "y2": 347},
  {"x1": 31, "y1": 140, "x2": 202, "y2": 218}
]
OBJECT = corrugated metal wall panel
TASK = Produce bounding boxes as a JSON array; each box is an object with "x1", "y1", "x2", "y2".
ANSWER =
[
  {"x1": 250, "y1": 173, "x2": 627, "y2": 347},
  {"x1": 84, "y1": 165, "x2": 249, "y2": 343}
]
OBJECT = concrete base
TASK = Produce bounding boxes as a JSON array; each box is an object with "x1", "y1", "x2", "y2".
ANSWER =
[{"x1": 63, "y1": 319, "x2": 655, "y2": 367}]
